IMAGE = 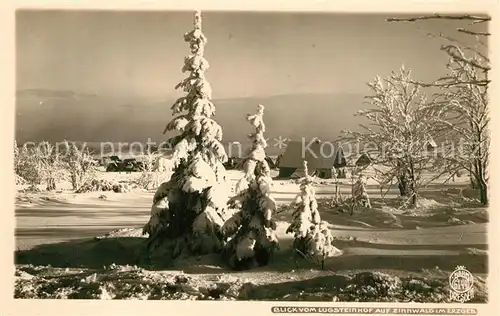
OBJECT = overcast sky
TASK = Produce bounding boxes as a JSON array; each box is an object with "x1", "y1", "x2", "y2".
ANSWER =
[{"x1": 16, "y1": 10, "x2": 488, "y2": 100}]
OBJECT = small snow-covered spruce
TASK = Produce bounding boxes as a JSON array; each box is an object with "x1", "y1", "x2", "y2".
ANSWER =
[
  {"x1": 222, "y1": 104, "x2": 279, "y2": 270},
  {"x1": 286, "y1": 160, "x2": 342, "y2": 267},
  {"x1": 142, "y1": 11, "x2": 230, "y2": 262}
]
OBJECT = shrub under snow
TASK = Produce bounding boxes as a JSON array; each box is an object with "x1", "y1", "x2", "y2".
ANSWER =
[
  {"x1": 15, "y1": 141, "x2": 66, "y2": 191},
  {"x1": 76, "y1": 179, "x2": 131, "y2": 193},
  {"x1": 61, "y1": 140, "x2": 98, "y2": 192},
  {"x1": 135, "y1": 152, "x2": 168, "y2": 190},
  {"x1": 352, "y1": 174, "x2": 372, "y2": 209}
]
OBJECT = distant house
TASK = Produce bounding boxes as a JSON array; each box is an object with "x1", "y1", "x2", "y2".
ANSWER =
[
  {"x1": 99, "y1": 156, "x2": 117, "y2": 167},
  {"x1": 355, "y1": 152, "x2": 372, "y2": 167},
  {"x1": 333, "y1": 146, "x2": 347, "y2": 169},
  {"x1": 425, "y1": 137, "x2": 438, "y2": 151},
  {"x1": 333, "y1": 146, "x2": 347, "y2": 178},
  {"x1": 277, "y1": 139, "x2": 339, "y2": 179},
  {"x1": 265, "y1": 156, "x2": 277, "y2": 169}
]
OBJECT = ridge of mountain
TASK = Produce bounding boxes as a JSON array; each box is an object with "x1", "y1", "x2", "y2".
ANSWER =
[{"x1": 15, "y1": 89, "x2": 368, "y2": 148}]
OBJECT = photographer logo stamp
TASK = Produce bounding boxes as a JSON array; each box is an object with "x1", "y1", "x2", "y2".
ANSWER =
[{"x1": 449, "y1": 265, "x2": 475, "y2": 303}]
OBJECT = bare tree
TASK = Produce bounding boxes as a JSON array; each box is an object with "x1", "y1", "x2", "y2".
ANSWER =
[
  {"x1": 343, "y1": 66, "x2": 447, "y2": 207},
  {"x1": 387, "y1": 14, "x2": 490, "y2": 205}
]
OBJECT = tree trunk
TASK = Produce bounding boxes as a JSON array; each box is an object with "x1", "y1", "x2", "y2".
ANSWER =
[
  {"x1": 396, "y1": 159, "x2": 410, "y2": 197},
  {"x1": 479, "y1": 180, "x2": 488, "y2": 205},
  {"x1": 71, "y1": 174, "x2": 78, "y2": 190},
  {"x1": 411, "y1": 191, "x2": 417, "y2": 206},
  {"x1": 470, "y1": 177, "x2": 478, "y2": 189},
  {"x1": 398, "y1": 176, "x2": 408, "y2": 196},
  {"x1": 470, "y1": 164, "x2": 479, "y2": 189},
  {"x1": 476, "y1": 160, "x2": 488, "y2": 206},
  {"x1": 46, "y1": 178, "x2": 56, "y2": 191},
  {"x1": 408, "y1": 161, "x2": 417, "y2": 207}
]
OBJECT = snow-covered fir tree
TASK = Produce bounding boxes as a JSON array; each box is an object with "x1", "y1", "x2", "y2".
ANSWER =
[
  {"x1": 143, "y1": 11, "x2": 230, "y2": 262},
  {"x1": 286, "y1": 160, "x2": 342, "y2": 265},
  {"x1": 222, "y1": 104, "x2": 279, "y2": 270}
]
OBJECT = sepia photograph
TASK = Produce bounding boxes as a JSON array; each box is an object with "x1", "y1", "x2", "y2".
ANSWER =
[{"x1": 6, "y1": 2, "x2": 495, "y2": 311}]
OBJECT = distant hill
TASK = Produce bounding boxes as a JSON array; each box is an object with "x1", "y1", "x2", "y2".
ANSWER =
[{"x1": 15, "y1": 89, "x2": 368, "y2": 152}]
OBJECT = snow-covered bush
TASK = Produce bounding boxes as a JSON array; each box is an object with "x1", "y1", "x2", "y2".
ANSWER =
[
  {"x1": 352, "y1": 174, "x2": 372, "y2": 208},
  {"x1": 286, "y1": 160, "x2": 342, "y2": 267},
  {"x1": 60, "y1": 140, "x2": 98, "y2": 191},
  {"x1": 37, "y1": 141, "x2": 66, "y2": 191},
  {"x1": 14, "y1": 141, "x2": 65, "y2": 191},
  {"x1": 222, "y1": 104, "x2": 279, "y2": 270},
  {"x1": 142, "y1": 11, "x2": 230, "y2": 260},
  {"x1": 75, "y1": 179, "x2": 130, "y2": 193},
  {"x1": 76, "y1": 179, "x2": 115, "y2": 193},
  {"x1": 14, "y1": 140, "x2": 28, "y2": 185},
  {"x1": 15, "y1": 143, "x2": 42, "y2": 188},
  {"x1": 135, "y1": 151, "x2": 166, "y2": 190},
  {"x1": 112, "y1": 183, "x2": 131, "y2": 193}
]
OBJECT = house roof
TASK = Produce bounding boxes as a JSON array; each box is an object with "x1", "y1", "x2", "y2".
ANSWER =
[
  {"x1": 426, "y1": 138, "x2": 438, "y2": 150},
  {"x1": 355, "y1": 152, "x2": 372, "y2": 166},
  {"x1": 333, "y1": 146, "x2": 347, "y2": 168}
]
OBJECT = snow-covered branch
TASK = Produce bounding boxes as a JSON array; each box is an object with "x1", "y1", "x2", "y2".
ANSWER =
[
  {"x1": 456, "y1": 28, "x2": 491, "y2": 36},
  {"x1": 386, "y1": 14, "x2": 490, "y2": 23}
]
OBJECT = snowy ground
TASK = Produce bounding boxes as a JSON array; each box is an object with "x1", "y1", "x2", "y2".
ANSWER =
[{"x1": 14, "y1": 169, "x2": 488, "y2": 301}]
